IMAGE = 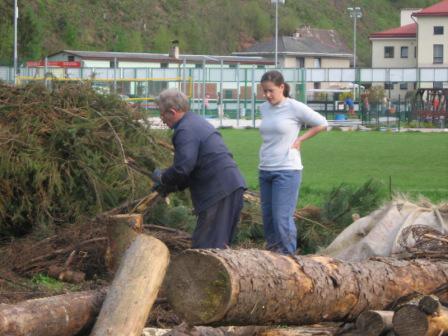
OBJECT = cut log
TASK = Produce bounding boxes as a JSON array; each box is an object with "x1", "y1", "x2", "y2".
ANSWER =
[
  {"x1": 355, "y1": 310, "x2": 393, "y2": 336},
  {"x1": 105, "y1": 213, "x2": 143, "y2": 273},
  {"x1": 166, "y1": 249, "x2": 448, "y2": 325},
  {"x1": 0, "y1": 289, "x2": 106, "y2": 336},
  {"x1": 393, "y1": 296, "x2": 448, "y2": 336},
  {"x1": 419, "y1": 295, "x2": 444, "y2": 315},
  {"x1": 91, "y1": 235, "x2": 170, "y2": 336}
]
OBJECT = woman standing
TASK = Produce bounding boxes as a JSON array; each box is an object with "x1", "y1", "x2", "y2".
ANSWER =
[{"x1": 259, "y1": 71, "x2": 328, "y2": 254}]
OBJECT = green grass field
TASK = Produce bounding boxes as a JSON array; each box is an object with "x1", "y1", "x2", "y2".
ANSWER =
[{"x1": 220, "y1": 129, "x2": 448, "y2": 206}]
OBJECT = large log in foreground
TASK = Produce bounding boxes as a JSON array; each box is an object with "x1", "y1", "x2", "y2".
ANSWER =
[
  {"x1": 91, "y1": 235, "x2": 170, "y2": 336},
  {"x1": 166, "y1": 249, "x2": 448, "y2": 325},
  {"x1": 0, "y1": 289, "x2": 106, "y2": 336}
]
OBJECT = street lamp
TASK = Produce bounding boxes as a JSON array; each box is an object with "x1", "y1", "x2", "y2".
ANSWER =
[
  {"x1": 271, "y1": 0, "x2": 285, "y2": 68},
  {"x1": 13, "y1": 0, "x2": 18, "y2": 84},
  {"x1": 347, "y1": 6, "x2": 362, "y2": 69},
  {"x1": 347, "y1": 6, "x2": 362, "y2": 99}
]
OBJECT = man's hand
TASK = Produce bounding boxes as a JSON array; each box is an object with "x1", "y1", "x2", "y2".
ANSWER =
[
  {"x1": 153, "y1": 184, "x2": 178, "y2": 198},
  {"x1": 151, "y1": 168, "x2": 164, "y2": 186},
  {"x1": 150, "y1": 168, "x2": 178, "y2": 197}
]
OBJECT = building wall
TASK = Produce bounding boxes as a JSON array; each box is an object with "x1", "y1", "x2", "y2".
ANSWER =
[
  {"x1": 118, "y1": 61, "x2": 170, "y2": 68},
  {"x1": 282, "y1": 55, "x2": 350, "y2": 68},
  {"x1": 400, "y1": 9, "x2": 421, "y2": 26},
  {"x1": 304, "y1": 57, "x2": 316, "y2": 68},
  {"x1": 321, "y1": 58, "x2": 350, "y2": 68},
  {"x1": 417, "y1": 17, "x2": 448, "y2": 67},
  {"x1": 47, "y1": 53, "x2": 74, "y2": 62},
  {"x1": 371, "y1": 38, "x2": 417, "y2": 68},
  {"x1": 283, "y1": 56, "x2": 298, "y2": 67}
]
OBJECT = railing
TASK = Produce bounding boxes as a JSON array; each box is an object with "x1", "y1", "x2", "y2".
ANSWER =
[{"x1": 1, "y1": 66, "x2": 448, "y2": 84}]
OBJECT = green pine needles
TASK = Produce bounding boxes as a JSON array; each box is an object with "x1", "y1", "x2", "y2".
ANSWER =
[{"x1": 0, "y1": 82, "x2": 169, "y2": 237}]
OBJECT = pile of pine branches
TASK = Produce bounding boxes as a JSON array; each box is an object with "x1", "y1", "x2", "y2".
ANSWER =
[{"x1": 0, "y1": 82, "x2": 170, "y2": 237}]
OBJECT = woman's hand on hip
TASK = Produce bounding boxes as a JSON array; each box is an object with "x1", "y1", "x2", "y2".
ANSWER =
[{"x1": 291, "y1": 138, "x2": 302, "y2": 150}]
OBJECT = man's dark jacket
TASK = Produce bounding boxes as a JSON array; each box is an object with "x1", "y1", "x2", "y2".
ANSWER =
[{"x1": 161, "y1": 111, "x2": 246, "y2": 213}]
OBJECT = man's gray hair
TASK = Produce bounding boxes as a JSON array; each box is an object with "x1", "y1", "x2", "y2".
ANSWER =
[{"x1": 155, "y1": 89, "x2": 190, "y2": 113}]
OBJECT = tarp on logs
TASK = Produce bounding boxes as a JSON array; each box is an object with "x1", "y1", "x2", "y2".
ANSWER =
[{"x1": 322, "y1": 199, "x2": 448, "y2": 261}]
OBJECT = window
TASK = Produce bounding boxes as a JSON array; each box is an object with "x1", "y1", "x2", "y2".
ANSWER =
[
  {"x1": 314, "y1": 58, "x2": 321, "y2": 68},
  {"x1": 400, "y1": 83, "x2": 408, "y2": 90},
  {"x1": 384, "y1": 82, "x2": 394, "y2": 90},
  {"x1": 296, "y1": 57, "x2": 305, "y2": 68},
  {"x1": 195, "y1": 63, "x2": 203, "y2": 68},
  {"x1": 415, "y1": 46, "x2": 417, "y2": 58},
  {"x1": 229, "y1": 64, "x2": 237, "y2": 69},
  {"x1": 67, "y1": 55, "x2": 75, "y2": 62},
  {"x1": 434, "y1": 26, "x2": 444, "y2": 35},
  {"x1": 224, "y1": 89, "x2": 233, "y2": 99},
  {"x1": 384, "y1": 46, "x2": 394, "y2": 58},
  {"x1": 434, "y1": 82, "x2": 443, "y2": 89},
  {"x1": 109, "y1": 60, "x2": 117, "y2": 68},
  {"x1": 256, "y1": 65, "x2": 265, "y2": 69},
  {"x1": 434, "y1": 44, "x2": 444, "y2": 64},
  {"x1": 401, "y1": 46, "x2": 408, "y2": 58},
  {"x1": 160, "y1": 63, "x2": 169, "y2": 68},
  {"x1": 313, "y1": 82, "x2": 321, "y2": 90}
]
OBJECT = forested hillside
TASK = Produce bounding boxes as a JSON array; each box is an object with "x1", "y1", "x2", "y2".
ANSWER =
[{"x1": 0, "y1": 0, "x2": 440, "y2": 67}]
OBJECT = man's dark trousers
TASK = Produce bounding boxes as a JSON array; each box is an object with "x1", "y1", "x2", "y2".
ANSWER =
[{"x1": 192, "y1": 188, "x2": 244, "y2": 248}]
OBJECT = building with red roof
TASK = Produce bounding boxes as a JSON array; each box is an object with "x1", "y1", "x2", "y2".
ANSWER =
[{"x1": 369, "y1": 0, "x2": 447, "y2": 94}]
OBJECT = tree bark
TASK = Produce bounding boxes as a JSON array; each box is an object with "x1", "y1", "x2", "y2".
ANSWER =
[
  {"x1": 105, "y1": 213, "x2": 143, "y2": 274},
  {"x1": 91, "y1": 235, "x2": 170, "y2": 336},
  {"x1": 355, "y1": 310, "x2": 394, "y2": 336},
  {"x1": 0, "y1": 289, "x2": 106, "y2": 336},
  {"x1": 393, "y1": 296, "x2": 448, "y2": 336},
  {"x1": 166, "y1": 249, "x2": 448, "y2": 325}
]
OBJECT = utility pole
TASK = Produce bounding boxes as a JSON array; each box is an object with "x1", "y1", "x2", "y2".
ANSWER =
[
  {"x1": 13, "y1": 0, "x2": 19, "y2": 84},
  {"x1": 347, "y1": 6, "x2": 362, "y2": 98},
  {"x1": 271, "y1": 0, "x2": 285, "y2": 68}
]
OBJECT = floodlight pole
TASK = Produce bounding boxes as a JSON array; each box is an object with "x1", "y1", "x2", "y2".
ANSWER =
[
  {"x1": 271, "y1": 0, "x2": 285, "y2": 68},
  {"x1": 347, "y1": 6, "x2": 362, "y2": 98},
  {"x1": 275, "y1": 0, "x2": 278, "y2": 68},
  {"x1": 13, "y1": 0, "x2": 18, "y2": 84}
]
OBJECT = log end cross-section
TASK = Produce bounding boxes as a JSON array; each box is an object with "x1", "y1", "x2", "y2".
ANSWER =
[{"x1": 166, "y1": 250, "x2": 233, "y2": 324}]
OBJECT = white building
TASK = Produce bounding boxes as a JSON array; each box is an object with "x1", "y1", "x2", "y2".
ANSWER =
[{"x1": 369, "y1": 0, "x2": 448, "y2": 98}]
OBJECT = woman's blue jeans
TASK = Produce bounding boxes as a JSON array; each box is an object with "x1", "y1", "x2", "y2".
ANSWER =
[{"x1": 259, "y1": 169, "x2": 302, "y2": 255}]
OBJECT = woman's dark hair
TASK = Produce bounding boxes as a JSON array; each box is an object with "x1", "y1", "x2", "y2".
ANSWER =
[{"x1": 260, "y1": 70, "x2": 290, "y2": 97}]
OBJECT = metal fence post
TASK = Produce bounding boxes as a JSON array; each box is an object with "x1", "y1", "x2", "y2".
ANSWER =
[
  {"x1": 202, "y1": 58, "x2": 206, "y2": 117},
  {"x1": 219, "y1": 59, "x2": 224, "y2": 127},
  {"x1": 236, "y1": 63, "x2": 241, "y2": 128},
  {"x1": 251, "y1": 65, "x2": 256, "y2": 128},
  {"x1": 299, "y1": 68, "x2": 306, "y2": 103},
  {"x1": 191, "y1": 68, "x2": 196, "y2": 114}
]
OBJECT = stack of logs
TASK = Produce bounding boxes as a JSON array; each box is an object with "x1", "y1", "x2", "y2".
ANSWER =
[
  {"x1": 1, "y1": 214, "x2": 448, "y2": 336},
  {"x1": 354, "y1": 295, "x2": 448, "y2": 336}
]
